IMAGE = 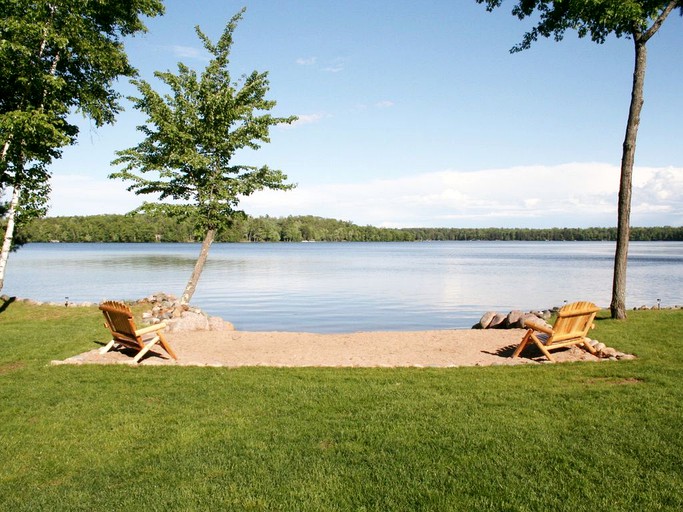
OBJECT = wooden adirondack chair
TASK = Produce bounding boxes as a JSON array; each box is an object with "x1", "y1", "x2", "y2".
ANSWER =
[
  {"x1": 99, "y1": 300, "x2": 177, "y2": 363},
  {"x1": 512, "y1": 301, "x2": 601, "y2": 362}
]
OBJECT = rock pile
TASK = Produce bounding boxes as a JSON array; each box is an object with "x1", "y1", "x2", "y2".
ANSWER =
[
  {"x1": 633, "y1": 303, "x2": 682, "y2": 310},
  {"x1": 3, "y1": 292, "x2": 233, "y2": 333},
  {"x1": 473, "y1": 309, "x2": 554, "y2": 330},
  {"x1": 135, "y1": 292, "x2": 234, "y2": 333}
]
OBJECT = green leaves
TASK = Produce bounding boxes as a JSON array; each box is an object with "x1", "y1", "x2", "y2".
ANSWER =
[
  {"x1": 0, "y1": 0, "x2": 165, "y2": 198},
  {"x1": 111, "y1": 8, "x2": 298, "y2": 233},
  {"x1": 476, "y1": 0, "x2": 682, "y2": 51}
]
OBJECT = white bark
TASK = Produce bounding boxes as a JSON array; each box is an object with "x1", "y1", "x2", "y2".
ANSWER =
[{"x1": 0, "y1": 186, "x2": 21, "y2": 292}]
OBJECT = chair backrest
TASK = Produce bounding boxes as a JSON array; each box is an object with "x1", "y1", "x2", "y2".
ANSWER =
[
  {"x1": 551, "y1": 301, "x2": 600, "y2": 342},
  {"x1": 99, "y1": 300, "x2": 140, "y2": 345}
]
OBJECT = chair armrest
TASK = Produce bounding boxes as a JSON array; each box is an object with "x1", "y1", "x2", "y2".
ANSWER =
[
  {"x1": 523, "y1": 319, "x2": 553, "y2": 335},
  {"x1": 135, "y1": 322, "x2": 167, "y2": 336}
]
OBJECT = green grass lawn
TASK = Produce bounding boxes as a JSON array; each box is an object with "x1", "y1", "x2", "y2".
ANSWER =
[{"x1": 1, "y1": 300, "x2": 682, "y2": 511}]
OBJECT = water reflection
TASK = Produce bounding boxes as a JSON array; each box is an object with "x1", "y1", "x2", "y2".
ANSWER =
[{"x1": 4, "y1": 241, "x2": 682, "y2": 332}]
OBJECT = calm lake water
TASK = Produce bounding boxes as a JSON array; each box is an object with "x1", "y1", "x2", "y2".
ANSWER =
[{"x1": 4, "y1": 241, "x2": 682, "y2": 332}]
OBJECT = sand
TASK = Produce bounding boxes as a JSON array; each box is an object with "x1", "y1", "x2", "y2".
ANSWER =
[{"x1": 55, "y1": 328, "x2": 608, "y2": 367}]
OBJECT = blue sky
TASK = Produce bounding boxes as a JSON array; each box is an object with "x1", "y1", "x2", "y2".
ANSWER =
[{"x1": 46, "y1": 0, "x2": 683, "y2": 228}]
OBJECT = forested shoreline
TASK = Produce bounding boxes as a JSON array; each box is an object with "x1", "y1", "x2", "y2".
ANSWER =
[{"x1": 21, "y1": 214, "x2": 683, "y2": 243}]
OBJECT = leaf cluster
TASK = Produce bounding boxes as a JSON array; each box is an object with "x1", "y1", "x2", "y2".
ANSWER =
[
  {"x1": 0, "y1": 0, "x2": 164, "y2": 199},
  {"x1": 111, "y1": 8, "x2": 297, "y2": 232},
  {"x1": 477, "y1": 0, "x2": 682, "y2": 51}
]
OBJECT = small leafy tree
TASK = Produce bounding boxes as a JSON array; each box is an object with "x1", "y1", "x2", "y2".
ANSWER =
[
  {"x1": 111, "y1": 8, "x2": 297, "y2": 307},
  {"x1": 477, "y1": 0, "x2": 681, "y2": 319},
  {"x1": 0, "y1": 0, "x2": 165, "y2": 291}
]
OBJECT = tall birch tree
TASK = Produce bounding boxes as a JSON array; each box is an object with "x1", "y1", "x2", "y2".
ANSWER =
[
  {"x1": 0, "y1": 0, "x2": 164, "y2": 291},
  {"x1": 111, "y1": 9, "x2": 297, "y2": 308},
  {"x1": 477, "y1": 0, "x2": 681, "y2": 319}
]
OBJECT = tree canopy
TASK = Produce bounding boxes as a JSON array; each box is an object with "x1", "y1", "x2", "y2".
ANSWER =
[
  {"x1": 22, "y1": 213, "x2": 683, "y2": 243},
  {"x1": 111, "y1": 8, "x2": 297, "y2": 233},
  {"x1": 110, "y1": 8, "x2": 297, "y2": 305},
  {"x1": 479, "y1": 0, "x2": 682, "y2": 51}
]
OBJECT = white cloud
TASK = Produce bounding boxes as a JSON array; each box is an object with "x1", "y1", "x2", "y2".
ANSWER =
[
  {"x1": 170, "y1": 45, "x2": 209, "y2": 61},
  {"x1": 631, "y1": 166, "x2": 683, "y2": 219},
  {"x1": 375, "y1": 100, "x2": 395, "y2": 108},
  {"x1": 323, "y1": 57, "x2": 347, "y2": 73},
  {"x1": 240, "y1": 163, "x2": 683, "y2": 228},
  {"x1": 282, "y1": 113, "x2": 328, "y2": 129},
  {"x1": 295, "y1": 56, "x2": 317, "y2": 66},
  {"x1": 49, "y1": 175, "x2": 144, "y2": 216},
  {"x1": 46, "y1": 163, "x2": 683, "y2": 227}
]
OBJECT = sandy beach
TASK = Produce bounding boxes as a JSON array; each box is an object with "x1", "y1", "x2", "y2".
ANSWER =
[{"x1": 56, "y1": 327, "x2": 610, "y2": 367}]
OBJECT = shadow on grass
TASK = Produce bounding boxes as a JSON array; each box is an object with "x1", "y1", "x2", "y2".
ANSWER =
[{"x1": 0, "y1": 296, "x2": 16, "y2": 315}]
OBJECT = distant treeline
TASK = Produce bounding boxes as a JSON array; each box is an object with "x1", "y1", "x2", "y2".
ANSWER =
[{"x1": 22, "y1": 214, "x2": 683, "y2": 243}]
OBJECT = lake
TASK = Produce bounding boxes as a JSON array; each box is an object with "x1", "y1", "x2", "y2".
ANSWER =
[{"x1": 3, "y1": 241, "x2": 681, "y2": 332}]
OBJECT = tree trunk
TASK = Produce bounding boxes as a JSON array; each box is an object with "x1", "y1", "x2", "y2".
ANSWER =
[
  {"x1": 610, "y1": 39, "x2": 647, "y2": 320},
  {"x1": 0, "y1": 186, "x2": 21, "y2": 292},
  {"x1": 180, "y1": 228, "x2": 216, "y2": 307}
]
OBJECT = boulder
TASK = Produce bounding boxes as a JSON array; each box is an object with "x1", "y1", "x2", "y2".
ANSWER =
[
  {"x1": 506, "y1": 310, "x2": 524, "y2": 328},
  {"x1": 166, "y1": 311, "x2": 210, "y2": 333},
  {"x1": 488, "y1": 313, "x2": 507, "y2": 329},
  {"x1": 599, "y1": 347, "x2": 618, "y2": 358},
  {"x1": 520, "y1": 313, "x2": 544, "y2": 329},
  {"x1": 209, "y1": 316, "x2": 235, "y2": 331},
  {"x1": 479, "y1": 311, "x2": 497, "y2": 329}
]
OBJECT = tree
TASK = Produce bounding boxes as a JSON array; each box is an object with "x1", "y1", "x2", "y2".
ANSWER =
[
  {"x1": 0, "y1": 0, "x2": 165, "y2": 291},
  {"x1": 111, "y1": 8, "x2": 297, "y2": 307},
  {"x1": 477, "y1": 0, "x2": 681, "y2": 319}
]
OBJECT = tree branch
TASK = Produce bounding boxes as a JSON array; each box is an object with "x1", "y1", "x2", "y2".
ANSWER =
[{"x1": 640, "y1": 0, "x2": 679, "y2": 43}]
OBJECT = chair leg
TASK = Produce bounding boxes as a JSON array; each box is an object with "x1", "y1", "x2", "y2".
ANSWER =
[
  {"x1": 581, "y1": 338, "x2": 597, "y2": 355},
  {"x1": 512, "y1": 330, "x2": 533, "y2": 358},
  {"x1": 132, "y1": 336, "x2": 160, "y2": 364},
  {"x1": 158, "y1": 332, "x2": 178, "y2": 360},
  {"x1": 99, "y1": 339, "x2": 116, "y2": 355},
  {"x1": 532, "y1": 337, "x2": 555, "y2": 362}
]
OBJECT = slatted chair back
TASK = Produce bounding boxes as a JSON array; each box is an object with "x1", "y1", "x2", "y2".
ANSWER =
[
  {"x1": 550, "y1": 301, "x2": 600, "y2": 343},
  {"x1": 513, "y1": 301, "x2": 601, "y2": 361},
  {"x1": 100, "y1": 301, "x2": 142, "y2": 347}
]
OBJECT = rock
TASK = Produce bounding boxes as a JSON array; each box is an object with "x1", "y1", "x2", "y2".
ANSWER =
[
  {"x1": 520, "y1": 313, "x2": 542, "y2": 329},
  {"x1": 595, "y1": 342, "x2": 606, "y2": 352},
  {"x1": 507, "y1": 310, "x2": 524, "y2": 328},
  {"x1": 479, "y1": 311, "x2": 497, "y2": 329},
  {"x1": 166, "y1": 311, "x2": 210, "y2": 332},
  {"x1": 617, "y1": 353, "x2": 636, "y2": 361},
  {"x1": 599, "y1": 347, "x2": 618, "y2": 358},
  {"x1": 209, "y1": 316, "x2": 235, "y2": 331},
  {"x1": 488, "y1": 313, "x2": 507, "y2": 329}
]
